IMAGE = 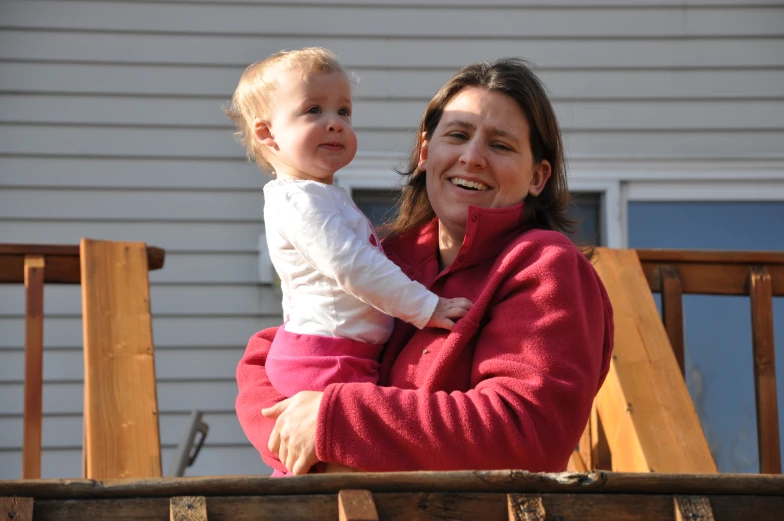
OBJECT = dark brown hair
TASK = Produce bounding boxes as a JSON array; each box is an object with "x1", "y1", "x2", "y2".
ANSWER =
[{"x1": 383, "y1": 58, "x2": 576, "y2": 240}]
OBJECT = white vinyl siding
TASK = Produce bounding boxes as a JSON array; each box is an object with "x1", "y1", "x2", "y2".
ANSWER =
[{"x1": 0, "y1": 0, "x2": 782, "y2": 478}]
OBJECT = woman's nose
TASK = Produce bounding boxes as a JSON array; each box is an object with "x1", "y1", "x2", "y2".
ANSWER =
[{"x1": 459, "y1": 139, "x2": 486, "y2": 169}]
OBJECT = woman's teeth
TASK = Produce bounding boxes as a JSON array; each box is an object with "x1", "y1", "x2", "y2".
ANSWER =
[{"x1": 450, "y1": 177, "x2": 489, "y2": 191}]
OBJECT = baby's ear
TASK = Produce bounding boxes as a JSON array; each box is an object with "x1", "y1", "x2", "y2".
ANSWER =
[{"x1": 252, "y1": 118, "x2": 276, "y2": 148}]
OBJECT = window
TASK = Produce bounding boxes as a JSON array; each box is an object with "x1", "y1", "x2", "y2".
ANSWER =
[{"x1": 353, "y1": 189, "x2": 604, "y2": 246}]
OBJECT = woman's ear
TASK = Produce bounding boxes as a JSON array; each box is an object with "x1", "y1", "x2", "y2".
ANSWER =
[
  {"x1": 417, "y1": 132, "x2": 429, "y2": 171},
  {"x1": 252, "y1": 118, "x2": 277, "y2": 149},
  {"x1": 528, "y1": 159, "x2": 552, "y2": 197}
]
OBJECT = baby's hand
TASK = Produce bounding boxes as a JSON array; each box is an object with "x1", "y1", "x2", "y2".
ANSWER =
[{"x1": 426, "y1": 297, "x2": 473, "y2": 330}]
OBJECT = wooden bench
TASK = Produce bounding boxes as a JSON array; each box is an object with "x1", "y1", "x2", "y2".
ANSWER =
[{"x1": 0, "y1": 240, "x2": 165, "y2": 480}]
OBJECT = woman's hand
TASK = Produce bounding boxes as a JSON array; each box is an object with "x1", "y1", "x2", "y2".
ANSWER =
[{"x1": 261, "y1": 391, "x2": 324, "y2": 475}]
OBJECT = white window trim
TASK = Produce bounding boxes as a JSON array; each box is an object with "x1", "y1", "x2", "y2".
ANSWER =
[{"x1": 335, "y1": 154, "x2": 784, "y2": 252}]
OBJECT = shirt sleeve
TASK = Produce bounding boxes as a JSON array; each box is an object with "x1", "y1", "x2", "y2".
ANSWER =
[
  {"x1": 315, "y1": 242, "x2": 613, "y2": 472},
  {"x1": 275, "y1": 186, "x2": 439, "y2": 329},
  {"x1": 235, "y1": 327, "x2": 288, "y2": 474}
]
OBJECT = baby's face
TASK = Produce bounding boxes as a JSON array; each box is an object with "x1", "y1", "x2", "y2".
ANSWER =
[{"x1": 263, "y1": 69, "x2": 357, "y2": 184}]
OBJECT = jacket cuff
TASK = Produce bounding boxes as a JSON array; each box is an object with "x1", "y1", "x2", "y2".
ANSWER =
[
  {"x1": 411, "y1": 292, "x2": 439, "y2": 330},
  {"x1": 315, "y1": 382, "x2": 342, "y2": 463}
]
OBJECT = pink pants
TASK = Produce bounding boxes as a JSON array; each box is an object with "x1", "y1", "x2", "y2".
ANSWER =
[{"x1": 266, "y1": 326, "x2": 384, "y2": 398}]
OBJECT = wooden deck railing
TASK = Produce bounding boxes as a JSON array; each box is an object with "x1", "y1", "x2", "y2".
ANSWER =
[
  {"x1": 2, "y1": 471, "x2": 784, "y2": 520},
  {"x1": 0, "y1": 241, "x2": 165, "y2": 480},
  {"x1": 576, "y1": 248, "x2": 782, "y2": 476},
  {"x1": 637, "y1": 249, "x2": 783, "y2": 474}
]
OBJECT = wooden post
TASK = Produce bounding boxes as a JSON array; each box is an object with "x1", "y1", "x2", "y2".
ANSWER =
[
  {"x1": 660, "y1": 265, "x2": 685, "y2": 376},
  {"x1": 22, "y1": 255, "x2": 45, "y2": 480},
  {"x1": 674, "y1": 496, "x2": 714, "y2": 521},
  {"x1": 338, "y1": 490, "x2": 378, "y2": 521},
  {"x1": 507, "y1": 494, "x2": 546, "y2": 521},
  {"x1": 748, "y1": 266, "x2": 781, "y2": 474},
  {"x1": 81, "y1": 239, "x2": 162, "y2": 479},
  {"x1": 170, "y1": 496, "x2": 208, "y2": 521}
]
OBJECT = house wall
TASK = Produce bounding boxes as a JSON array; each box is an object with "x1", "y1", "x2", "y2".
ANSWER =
[{"x1": 0, "y1": 0, "x2": 782, "y2": 477}]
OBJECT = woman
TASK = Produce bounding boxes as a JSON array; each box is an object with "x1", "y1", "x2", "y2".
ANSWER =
[{"x1": 236, "y1": 58, "x2": 614, "y2": 476}]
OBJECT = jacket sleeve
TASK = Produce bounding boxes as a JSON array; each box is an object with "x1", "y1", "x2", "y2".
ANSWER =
[
  {"x1": 276, "y1": 188, "x2": 438, "y2": 329},
  {"x1": 315, "y1": 241, "x2": 613, "y2": 472},
  {"x1": 235, "y1": 327, "x2": 288, "y2": 473}
]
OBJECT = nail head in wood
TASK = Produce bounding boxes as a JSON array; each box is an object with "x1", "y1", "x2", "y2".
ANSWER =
[
  {"x1": 507, "y1": 494, "x2": 546, "y2": 521},
  {"x1": 0, "y1": 498, "x2": 33, "y2": 521},
  {"x1": 338, "y1": 489, "x2": 378, "y2": 521}
]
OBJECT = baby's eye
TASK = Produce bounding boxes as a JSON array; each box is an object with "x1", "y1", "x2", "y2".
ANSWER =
[
  {"x1": 339, "y1": 107, "x2": 351, "y2": 117},
  {"x1": 306, "y1": 106, "x2": 321, "y2": 114}
]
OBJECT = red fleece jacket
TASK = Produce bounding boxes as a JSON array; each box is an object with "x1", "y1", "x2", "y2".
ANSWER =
[{"x1": 236, "y1": 202, "x2": 614, "y2": 473}]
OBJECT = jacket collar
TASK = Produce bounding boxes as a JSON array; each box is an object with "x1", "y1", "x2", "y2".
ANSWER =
[{"x1": 385, "y1": 201, "x2": 526, "y2": 274}]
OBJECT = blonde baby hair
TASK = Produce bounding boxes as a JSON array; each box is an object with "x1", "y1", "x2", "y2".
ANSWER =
[{"x1": 225, "y1": 47, "x2": 348, "y2": 173}]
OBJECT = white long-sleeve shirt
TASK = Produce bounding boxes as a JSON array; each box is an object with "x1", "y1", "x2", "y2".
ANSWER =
[{"x1": 263, "y1": 179, "x2": 439, "y2": 344}]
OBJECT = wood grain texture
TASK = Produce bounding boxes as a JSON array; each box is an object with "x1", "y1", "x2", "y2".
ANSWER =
[
  {"x1": 590, "y1": 402, "x2": 612, "y2": 470},
  {"x1": 16, "y1": 493, "x2": 784, "y2": 521},
  {"x1": 22, "y1": 255, "x2": 44, "y2": 480},
  {"x1": 507, "y1": 494, "x2": 545, "y2": 521},
  {"x1": 748, "y1": 266, "x2": 781, "y2": 474},
  {"x1": 0, "y1": 497, "x2": 33, "y2": 521},
  {"x1": 641, "y1": 261, "x2": 784, "y2": 296},
  {"x1": 80, "y1": 239, "x2": 162, "y2": 479},
  {"x1": 338, "y1": 490, "x2": 378, "y2": 521},
  {"x1": 4, "y1": 472, "x2": 783, "y2": 500},
  {"x1": 592, "y1": 248, "x2": 716, "y2": 473},
  {"x1": 170, "y1": 496, "x2": 207, "y2": 521},
  {"x1": 674, "y1": 495, "x2": 714, "y2": 521},
  {"x1": 659, "y1": 265, "x2": 685, "y2": 376},
  {"x1": 577, "y1": 416, "x2": 593, "y2": 471},
  {"x1": 0, "y1": 243, "x2": 164, "y2": 284}
]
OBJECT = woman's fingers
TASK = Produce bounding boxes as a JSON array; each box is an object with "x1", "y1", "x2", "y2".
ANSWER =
[
  {"x1": 261, "y1": 398, "x2": 289, "y2": 419},
  {"x1": 267, "y1": 391, "x2": 323, "y2": 474}
]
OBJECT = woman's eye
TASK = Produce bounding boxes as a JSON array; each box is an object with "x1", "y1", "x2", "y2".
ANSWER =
[
  {"x1": 493, "y1": 143, "x2": 513, "y2": 151},
  {"x1": 306, "y1": 106, "x2": 321, "y2": 114},
  {"x1": 447, "y1": 132, "x2": 468, "y2": 140}
]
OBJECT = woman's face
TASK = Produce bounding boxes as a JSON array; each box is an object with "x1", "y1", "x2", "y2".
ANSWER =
[{"x1": 421, "y1": 87, "x2": 551, "y2": 239}]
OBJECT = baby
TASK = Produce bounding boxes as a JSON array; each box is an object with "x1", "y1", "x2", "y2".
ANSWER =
[{"x1": 226, "y1": 47, "x2": 472, "y2": 398}]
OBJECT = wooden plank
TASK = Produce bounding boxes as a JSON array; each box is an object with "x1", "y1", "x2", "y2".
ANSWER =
[
  {"x1": 22, "y1": 255, "x2": 44, "y2": 480},
  {"x1": 674, "y1": 495, "x2": 714, "y2": 521},
  {"x1": 577, "y1": 416, "x2": 592, "y2": 471},
  {"x1": 80, "y1": 239, "x2": 162, "y2": 479},
  {"x1": 592, "y1": 248, "x2": 716, "y2": 473},
  {"x1": 0, "y1": 243, "x2": 165, "y2": 284},
  {"x1": 0, "y1": 497, "x2": 33, "y2": 521},
  {"x1": 566, "y1": 450, "x2": 587, "y2": 473},
  {"x1": 22, "y1": 493, "x2": 784, "y2": 521},
  {"x1": 507, "y1": 494, "x2": 545, "y2": 521},
  {"x1": 170, "y1": 496, "x2": 207, "y2": 521},
  {"x1": 640, "y1": 261, "x2": 784, "y2": 296},
  {"x1": 338, "y1": 490, "x2": 378, "y2": 521},
  {"x1": 748, "y1": 266, "x2": 781, "y2": 474},
  {"x1": 3, "y1": 472, "x2": 784, "y2": 500},
  {"x1": 659, "y1": 265, "x2": 685, "y2": 376},
  {"x1": 590, "y1": 402, "x2": 612, "y2": 470},
  {"x1": 637, "y1": 250, "x2": 784, "y2": 266}
]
